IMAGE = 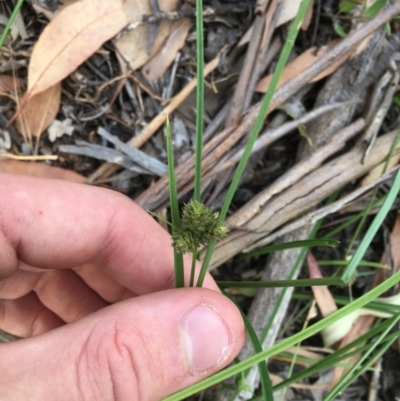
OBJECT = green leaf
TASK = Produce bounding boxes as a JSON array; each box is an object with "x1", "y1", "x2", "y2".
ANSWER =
[
  {"x1": 339, "y1": 1, "x2": 357, "y2": 13},
  {"x1": 333, "y1": 22, "x2": 348, "y2": 38},
  {"x1": 298, "y1": 124, "x2": 315, "y2": 151},
  {"x1": 364, "y1": 0, "x2": 386, "y2": 19},
  {"x1": 393, "y1": 93, "x2": 400, "y2": 107}
]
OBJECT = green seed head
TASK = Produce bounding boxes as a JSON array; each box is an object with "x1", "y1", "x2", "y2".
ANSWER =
[
  {"x1": 172, "y1": 200, "x2": 227, "y2": 254},
  {"x1": 172, "y1": 229, "x2": 196, "y2": 254}
]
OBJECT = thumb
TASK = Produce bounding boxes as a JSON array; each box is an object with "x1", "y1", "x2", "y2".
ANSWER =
[{"x1": 0, "y1": 288, "x2": 245, "y2": 401}]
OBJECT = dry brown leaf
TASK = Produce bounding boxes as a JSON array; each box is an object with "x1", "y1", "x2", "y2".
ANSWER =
[
  {"x1": 0, "y1": 160, "x2": 86, "y2": 183},
  {"x1": 307, "y1": 252, "x2": 338, "y2": 317},
  {"x1": 142, "y1": 17, "x2": 190, "y2": 82},
  {"x1": 0, "y1": 75, "x2": 23, "y2": 93},
  {"x1": 26, "y1": 0, "x2": 129, "y2": 100},
  {"x1": 115, "y1": 0, "x2": 179, "y2": 72},
  {"x1": 255, "y1": 42, "x2": 352, "y2": 93},
  {"x1": 270, "y1": 373, "x2": 329, "y2": 390},
  {"x1": 285, "y1": 346, "x2": 324, "y2": 362},
  {"x1": 301, "y1": 0, "x2": 314, "y2": 30},
  {"x1": 16, "y1": 83, "x2": 61, "y2": 137},
  {"x1": 237, "y1": 25, "x2": 253, "y2": 47},
  {"x1": 273, "y1": 346, "x2": 324, "y2": 367},
  {"x1": 389, "y1": 214, "x2": 400, "y2": 272},
  {"x1": 236, "y1": 0, "x2": 311, "y2": 48},
  {"x1": 276, "y1": 0, "x2": 303, "y2": 27}
]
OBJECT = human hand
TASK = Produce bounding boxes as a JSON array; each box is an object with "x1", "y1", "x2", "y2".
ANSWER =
[{"x1": 0, "y1": 174, "x2": 245, "y2": 401}]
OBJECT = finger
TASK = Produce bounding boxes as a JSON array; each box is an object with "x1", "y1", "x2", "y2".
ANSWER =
[
  {"x1": 0, "y1": 173, "x2": 218, "y2": 293},
  {"x1": 0, "y1": 292, "x2": 64, "y2": 337},
  {"x1": 73, "y1": 256, "x2": 208, "y2": 304},
  {"x1": 0, "y1": 288, "x2": 245, "y2": 401},
  {"x1": 0, "y1": 270, "x2": 40, "y2": 299},
  {"x1": 74, "y1": 264, "x2": 135, "y2": 303},
  {"x1": 0, "y1": 229, "x2": 18, "y2": 280},
  {"x1": 1, "y1": 261, "x2": 205, "y2": 333},
  {"x1": 34, "y1": 270, "x2": 108, "y2": 322},
  {"x1": 0, "y1": 268, "x2": 110, "y2": 331}
]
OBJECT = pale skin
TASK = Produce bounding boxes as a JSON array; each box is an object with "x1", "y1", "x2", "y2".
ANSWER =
[{"x1": 0, "y1": 174, "x2": 245, "y2": 401}]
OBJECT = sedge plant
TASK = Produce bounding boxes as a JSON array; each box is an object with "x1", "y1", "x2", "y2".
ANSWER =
[{"x1": 159, "y1": 0, "x2": 400, "y2": 400}]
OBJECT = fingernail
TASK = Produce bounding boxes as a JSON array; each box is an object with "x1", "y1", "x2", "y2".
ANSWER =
[{"x1": 181, "y1": 304, "x2": 232, "y2": 373}]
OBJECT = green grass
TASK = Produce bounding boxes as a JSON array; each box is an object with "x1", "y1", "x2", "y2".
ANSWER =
[
  {"x1": 164, "y1": 269, "x2": 400, "y2": 400},
  {"x1": 0, "y1": 0, "x2": 25, "y2": 48}
]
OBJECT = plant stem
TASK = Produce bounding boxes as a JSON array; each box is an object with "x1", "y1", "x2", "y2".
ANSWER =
[
  {"x1": 189, "y1": 250, "x2": 197, "y2": 287},
  {"x1": 0, "y1": 0, "x2": 25, "y2": 48},
  {"x1": 196, "y1": 0, "x2": 313, "y2": 287},
  {"x1": 166, "y1": 118, "x2": 185, "y2": 287},
  {"x1": 193, "y1": 0, "x2": 204, "y2": 202}
]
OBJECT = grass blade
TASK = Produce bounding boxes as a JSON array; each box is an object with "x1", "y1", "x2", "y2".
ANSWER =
[
  {"x1": 322, "y1": 196, "x2": 385, "y2": 239},
  {"x1": 0, "y1": 0, "x2": 25, "y2": 48},
  {"x1": 342, "y1": 168, "x2": 400, "y2": 282},
  {"x1": 324, "y1": 314, "x2": 400, "y2": 401},
  {"x1": 344, "y1": 131, "x2": 400, "y2": 260},
  {"x1": 196, "y1": 0, "x2": 313, "y2": 287},
  {"x1": 257, "y1": 193, "x2": 337, "y2": 345},
  {"x1": 317, "y1": 260, "x2": 385, "y2": 269},
  {"x1": 224, "y1": 290, "x2": 274, "y2": 401},
  {"x1": 193, "y1": 0, "x2": 204, "y2": 202},
  {"x1": 217, "y1": 277, "x2": 344, "y2": 289},
  {"x1": 163, "y1": 269, "x2": 400, "y2": 400},
  {"x1": 272, "y1": 319, "x2": 400, "y2": 393},
  {"x1": 241, "y1": 239, "x2": 340, "y2": 258},
  {"x1": 166, "y1": 117, "x2": 184, "y2": 287},
  {"x1": 217, "y1": 0, "x2": 312, "y2": 223}
]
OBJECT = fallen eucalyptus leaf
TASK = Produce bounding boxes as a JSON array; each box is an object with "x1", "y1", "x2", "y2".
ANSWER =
[
  {"x1": 26, "y1": 0, "x2": 129, "y2": 99},
  {"x1": 17, "y1": 83, "x2": 61, "y2": 137}
]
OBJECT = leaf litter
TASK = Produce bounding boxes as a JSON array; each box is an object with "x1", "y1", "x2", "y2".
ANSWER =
[{"x1": 25, "y1": 0, "x2": 129, "y2": 100}]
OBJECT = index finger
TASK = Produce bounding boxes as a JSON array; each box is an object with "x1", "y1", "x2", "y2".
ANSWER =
[{"x1": 0, "y1": 173, "x2": 218, "y2": 293}]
